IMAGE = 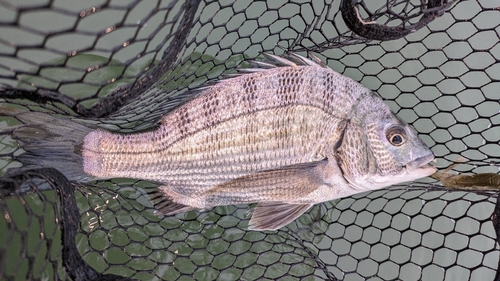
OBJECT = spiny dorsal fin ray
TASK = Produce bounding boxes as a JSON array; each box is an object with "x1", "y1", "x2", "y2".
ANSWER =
[
  {"x1": 282, "y1": 52, "x2": 327, "y2": 68},
  {"x1": 236, "y1": 67, "x2": 269, "y2": 73},
  {"x1": 248, "y1": 60, "x2": 278, "y2": 69},
  {"x1": 261, "y1": 53, "x2": 298, "y2": 67},
  {"x1": 257, "y1": 52, "x2": 326, "y2": 69},
  {"x1": 306, "y1": 52, "x2": 327, "y2": 68},
  {"x1": 226, "y1": 52, "x2": 326, "y2": 78}
]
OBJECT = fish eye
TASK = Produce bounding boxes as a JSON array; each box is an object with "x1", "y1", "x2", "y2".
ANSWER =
[{"x1": 386, "y1": 126, "x2": 407, "y2": 146}]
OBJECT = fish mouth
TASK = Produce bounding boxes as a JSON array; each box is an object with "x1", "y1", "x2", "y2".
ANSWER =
[{"x1": 406, "y1": 154, "x2": 436, "y2": 172}]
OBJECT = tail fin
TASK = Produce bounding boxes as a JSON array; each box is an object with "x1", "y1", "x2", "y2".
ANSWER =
[{"x1": 1, "y1": 108, "x2": 95, "y2": 182}]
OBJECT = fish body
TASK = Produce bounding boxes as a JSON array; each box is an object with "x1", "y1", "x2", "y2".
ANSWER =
[{"x1": 3, "y1": 53, "x2": 436, "y2": 230}]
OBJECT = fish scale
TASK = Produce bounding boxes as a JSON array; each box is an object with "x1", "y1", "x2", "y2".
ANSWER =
[
  {"x1": 89, "y1": 105, "x2": 342, "y2": 185},
  {"x1": 86, "y1": 67, "x2": 360, "y2": 152},
  {"x1": 83, "y1": 65, "x2": 358, "y2": 180},
  {"x1": 4, "y1": 53, "x2": 436, "y2": 230}
]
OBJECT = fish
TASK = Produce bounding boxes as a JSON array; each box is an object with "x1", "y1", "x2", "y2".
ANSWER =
[
  {"x1": 0, "y1": 52, "x2": 436, "y2": 231},
  {"x1": 431, "y1": 157, "x2": 500, "y2": 189}
]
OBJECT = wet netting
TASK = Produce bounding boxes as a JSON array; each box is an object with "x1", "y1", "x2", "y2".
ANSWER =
[{"x1": 0, "y1": 0, "x2": 499, "y2": 280}]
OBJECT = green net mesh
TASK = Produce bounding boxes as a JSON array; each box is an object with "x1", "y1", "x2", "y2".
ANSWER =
[{"x1": 1, "y1": 0, "x2": 500, "y2": 280}]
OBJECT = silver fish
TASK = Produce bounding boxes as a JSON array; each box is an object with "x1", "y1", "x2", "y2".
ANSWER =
[{"x1": 2, "y1": 53, "x2": 436, "y2": 230}]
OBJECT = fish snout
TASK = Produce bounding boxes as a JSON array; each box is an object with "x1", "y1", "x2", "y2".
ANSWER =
[{"x1": 406, "y1": 153, "x2": 436, "y2": 172}]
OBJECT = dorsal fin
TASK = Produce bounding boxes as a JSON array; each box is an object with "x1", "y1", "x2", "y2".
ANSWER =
[
  {"x1": 260, "y1": 52, "x2": 327, "y2": 68},
  {"x1": 225, "y1": 52, "x2": 326, "y2": 78},
  {"x1": 282, "y1": 52, "x2": 327, "y2": 68},
  {"x1": 306, "y1": 52, "x2": 328, "y2": 68},
  {"x1": 261, "y1": 53, "x2": 298, "y2": 67},
  {"x1": 167, "y1": 52, "x2": 328, "y2": 116}
]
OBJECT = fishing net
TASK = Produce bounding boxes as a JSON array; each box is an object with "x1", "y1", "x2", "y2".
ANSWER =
[{"x1": 1, "y1": 0, "x2": 499, "y2": 280}]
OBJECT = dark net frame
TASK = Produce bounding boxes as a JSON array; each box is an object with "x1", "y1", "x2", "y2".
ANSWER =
[{"x1": 0, "y1": 0, "x2": 499, "y2": 280}]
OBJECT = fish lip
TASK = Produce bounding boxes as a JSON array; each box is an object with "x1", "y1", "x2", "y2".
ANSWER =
[{"x1": 406, "y1": 154, "x2": 435, "y2": 171}]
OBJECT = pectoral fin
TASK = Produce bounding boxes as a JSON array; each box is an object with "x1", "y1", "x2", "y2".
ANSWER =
[
  {"x1": 206, "y1": 160, "x2": 328, "y2": 204},
  {"x1": 249, "y1": 202, "x2": 313, "y2": 231}
]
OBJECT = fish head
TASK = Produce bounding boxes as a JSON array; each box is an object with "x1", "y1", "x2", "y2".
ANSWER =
[{"x1": 338, "y1": 95, "x2": 436, "y2": 191}]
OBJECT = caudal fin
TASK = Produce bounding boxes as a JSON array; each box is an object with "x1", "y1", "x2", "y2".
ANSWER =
[{"x1": 1, "y1": 108, "x2": 95, "y2": 182}]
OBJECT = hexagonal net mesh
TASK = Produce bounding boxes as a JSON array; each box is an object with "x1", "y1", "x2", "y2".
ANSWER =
[{"x1": 0, "y1": 0, "x2": 499, "y2": 280}]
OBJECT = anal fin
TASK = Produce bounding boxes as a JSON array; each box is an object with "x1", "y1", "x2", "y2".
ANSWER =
[
  {"x1": 148, "y1": 188, "x2": 198, "y2": 216},
  {"x1": 248, "y1": 202, "x2": 313, "y2": 231}
]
